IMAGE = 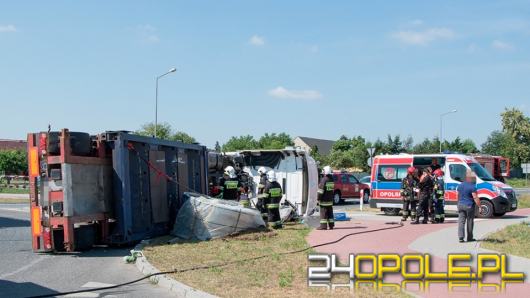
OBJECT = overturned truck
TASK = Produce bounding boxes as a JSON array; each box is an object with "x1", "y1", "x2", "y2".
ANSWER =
[
  {"x1": 27, "y1": 129, "x2": 208, "y2": 252},
  {"x1": 27, "y1": 129, "x2": 318, "y2": 252}
]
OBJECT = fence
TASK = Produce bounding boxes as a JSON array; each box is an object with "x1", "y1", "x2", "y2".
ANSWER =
[{"x1": 0, "y1": 175, "x2": 29, "y2": 190}]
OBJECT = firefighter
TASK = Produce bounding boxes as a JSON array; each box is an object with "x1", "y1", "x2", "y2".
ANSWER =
[
  {"x1": 432, "y1": 169, "x2": 445, "y2": 223},
  {"x1": 262, "y1": 170, "x2": 283, "y2": 229},
  {"x1": 400, "y1": 166, "x2": 418, "y2": 222},
  {"x1": 219, "y1": 166, "x2": 242, "y2": 201},
  {"x1": 413, "y1": 167, "x2": 434, "y2": 224},
  {"x1": 317, "y1": 166, "x2": 335, "y2": 230},
  {"x1": 256, "y1": 167, "x2": 269, "y2": 220},
  {"x1": 426, "y1": 167, "x2": 436, "y2": 223}
]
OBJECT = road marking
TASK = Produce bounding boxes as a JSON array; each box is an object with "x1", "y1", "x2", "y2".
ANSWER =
[
  {"x1": 0, "y1": 207, "x2": 29, "y2": 213},
  {"x1": 65, "y1": 293, "x2": 99, "y2": 297},
  {"x1": 0, "y1": 256, "x2": 47, "y2": 279},
  {"x1": 82, "y1": 282, "x2": 116, "y2": 288}
]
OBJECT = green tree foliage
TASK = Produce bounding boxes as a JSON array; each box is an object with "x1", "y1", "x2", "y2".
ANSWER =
[
  {"x1": 136, "y1": 122, "x2": 196, "y2": 144},
  {"x1": 494, "y1": 108, "x2": 530, "y2": 167},
  {"x1": 328, "y1": 135, "x2": 370, "y2": 171},
  {"x1": 310, "y1": 145, "x2": 329, "y2": 166},
  {"x1": 258, "y1": 133, "x2": 294, "y2": 149},
  {"x1": 0, "y1": 150, "x2": 27, "y2": 175},
  {"x1": 413, "y1": 137, "x2": 440, "y2": 154},
  {"x1": 222, "y1": 135, "x2": 259, "y2": 152},
  {"x1": 172, "y1": 131, "x2": 196, "y2": 144},
  {"x1": 482, "y1": 130, "x2": 515, "y2": 157}
]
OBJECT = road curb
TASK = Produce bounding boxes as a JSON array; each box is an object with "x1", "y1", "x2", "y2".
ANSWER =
[{"x1": 133, "y1": 241, "x2": 218, "y2": 298}]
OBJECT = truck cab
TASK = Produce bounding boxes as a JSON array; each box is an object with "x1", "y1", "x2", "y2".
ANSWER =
[{"x1": 369, "y1": 154, "x2": 517, "y2": 218}]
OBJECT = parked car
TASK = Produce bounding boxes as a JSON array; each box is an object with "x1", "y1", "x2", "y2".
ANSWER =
[
  {"x1": 331, "y1": 172, "x2": 370, "y2": 204},
  {"x1": 359, "y1": 175, "x2": 371, "y2": 186}
]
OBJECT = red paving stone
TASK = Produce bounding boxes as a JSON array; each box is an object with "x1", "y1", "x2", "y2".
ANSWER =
[{"x1": 306, "y1": 209, "x2": 530, "y2": 298}]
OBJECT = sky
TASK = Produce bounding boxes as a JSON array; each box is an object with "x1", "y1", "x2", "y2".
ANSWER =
[{"x1": 1, "y1": 0, "x2": 529, "y2": 148}]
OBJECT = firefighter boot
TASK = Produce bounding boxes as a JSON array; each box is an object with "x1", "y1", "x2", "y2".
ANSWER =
[{"x1": 318, "y1": 220, "x2": 328, "y2": 230}]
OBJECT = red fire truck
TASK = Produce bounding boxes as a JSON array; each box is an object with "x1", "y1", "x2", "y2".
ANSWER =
[{"x1": 472, "y1": 155, "x2": 510, "y2": 182}]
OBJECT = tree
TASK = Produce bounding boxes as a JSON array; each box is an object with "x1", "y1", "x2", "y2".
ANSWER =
[
  {"x1": 258, "y1": 133, "x2": 294, "y2": 149},
  {"x1": 222, "y1": 135, "x2": 259, "y2": 152},
  {"x1": 482, "y1": 131, "x2": 513, "y2": 156},
  {"x1": 136, "y1": 122, "x2": 173, "y2": 140},
  {"x1": 460, "y1": 138, "x2": 478, "y2": 154},
  {"x1": 0, "y1": 150, "x2": 27, "y2": 175},
  {"x1": 136, "y1": 122, "x2": 197, "y2": 144},
  {"x1": 499, "y1": 108, "x2": 530, "y2": 167},
  {"x1": 172, "y1": 131, "x2": 196, "y2": 144},
  {"x1": 413, "y1": 138, "x2": 439, "y2": 154},
  {"x1": 310, "y1": 145, "x2": 328, "y2": 166}
]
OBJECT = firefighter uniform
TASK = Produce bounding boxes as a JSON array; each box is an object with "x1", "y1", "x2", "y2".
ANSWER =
[
  {"x1": 219, "y1": 177, "x2": 242, "y2": 201},
  {"x1": 263, "y1": 181, "x2": 283, "y2": 229},
  {"x1": 433, "y1": 176, "x2": 445, "y2": 223},
  {"x1": 256, "y1": 173, "x2": 268, "y2": 219},
  {"x1": 414, "y1": 173, "x2": 433, "y2": 224},
  {"x1": 400, "y1": 175, "x2": 418, "y2": 221},
  {"x1": 318, "y1": 174, "x2": 335, "y2": 230}
]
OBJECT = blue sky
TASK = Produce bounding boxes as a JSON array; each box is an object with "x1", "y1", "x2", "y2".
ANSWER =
[{"x1": 1, "y1": 1, "x2": 529, "y2": 148}]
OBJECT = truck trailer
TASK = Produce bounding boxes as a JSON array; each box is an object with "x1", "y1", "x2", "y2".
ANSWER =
[{"x1": 27, "y1": 129, "x2": 208, "y2": 252}]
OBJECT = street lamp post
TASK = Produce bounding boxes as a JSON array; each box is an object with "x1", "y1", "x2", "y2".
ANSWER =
[
  {"x1": 439, "y1": 109, "x2": 458, "y2": 153},
  {"x1": 155, "y1": 67, "x2": 177, "y2": 138}
]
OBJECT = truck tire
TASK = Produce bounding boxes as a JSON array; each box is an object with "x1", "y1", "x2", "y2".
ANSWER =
[
  {"x1": 383, "y1": 208, "x2": 400, "y2": 216},
  {"x1": 48, "y1": 132, "x2": 91, "y2": 156},
  {"x1": 478, "y1": 200, "x2": 494, "y2": 218},
  {"x1": 333, "y1": 192, "x2": 344, "y2": 205}
]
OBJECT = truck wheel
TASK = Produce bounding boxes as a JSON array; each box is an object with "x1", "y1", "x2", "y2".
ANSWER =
[
  {"x1": 333, "y1": 192, "x2": 344, "y2": 205},
  {"x1": 478, "y1": 200, "x2": 494, "y2": 218},
  {"x1": 362, "y1": 191, "x2": 370, "y2": 204},
  {"x1": 48, "y1": 132, "x2": 91, "y2": 156},
  {"x1": 383, "y1": 208, "x2": 400, "y2": 216}
]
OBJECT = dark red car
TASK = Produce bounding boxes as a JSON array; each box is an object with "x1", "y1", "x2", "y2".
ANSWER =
[{"x1": 331, "y1": 172, "x2": 370, "y2": 204}]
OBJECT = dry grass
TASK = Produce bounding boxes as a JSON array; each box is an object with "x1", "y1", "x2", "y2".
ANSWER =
[
  {"x1": 143, "y1": 224, "x2": 409, "y2": 298},
  {"x1": 517, "y1": 194, "x2": 530, "y2": 209},
  {"x1": 482, "y1": 222, "x2": 530, "y2": 258}
]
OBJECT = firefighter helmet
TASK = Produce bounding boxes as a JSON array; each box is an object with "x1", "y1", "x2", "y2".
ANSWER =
[
  {"x1": 224, "y1": 166, "x2": 237, "y2": 178},
  {"x1": 257, "y1": 167, "x2": 267, "y2": 175},
  {"x1": 433, "y1": 169, "x2": 444, "y2": 177},
  {"x1": 407, "y1": 166, "x2": 416, "y2": 174},
  {"x1": 322, "y1": 166, "x2": 332, "y2": 175},
  {"x1": 267, "y1": 170, "x2": 277, "y2": 182}
]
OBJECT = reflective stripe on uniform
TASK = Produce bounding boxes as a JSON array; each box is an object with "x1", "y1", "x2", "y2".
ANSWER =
[
  {"x1": 325, "y1": 182, "x2": 334, "y2": 191},
  {"x1": 319, "y1": 202, "x2": 333, "y2": 206},
  {"x1": 267, "y1": 203, "x2": 279, "y2": 209},
  {"x1": 320, "y1": 219, "x2": 328, "y2": 224},
  {"x1": 328, "y1": 219, "x2": 335, "y2": 223},
  {"x1": 317, "y1": 189, "x2": 324, "y2": 194},
  {"x1": 258, "y1": 184, "x2": 265, "y2": 189},
  {"x1": 435, "y1": 214, "x2": 441, "y2": 219}
]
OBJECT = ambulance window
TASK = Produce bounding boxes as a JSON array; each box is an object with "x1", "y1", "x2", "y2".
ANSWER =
[
  {"x1": 449, "y1": 164, "x2": 467, "y2": 182},
  {"x1": 377, "y1": 165, "x2": 408, "y2": 182}
]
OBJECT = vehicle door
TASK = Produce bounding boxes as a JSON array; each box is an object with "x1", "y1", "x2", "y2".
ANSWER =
[
  {"x1": 349, "y1": 175, "x2": 361, "y2": 197},
  {"x1": 444, "y1": 162, "x2": 468, "y2": 204},
  {"x1": 340, "y1": 174, "x2": 352, "y2": 197}
]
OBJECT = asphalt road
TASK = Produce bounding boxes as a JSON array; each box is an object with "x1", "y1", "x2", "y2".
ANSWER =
[{"x1": 0, "y1": 204, "x2": 174, "y2": 298}]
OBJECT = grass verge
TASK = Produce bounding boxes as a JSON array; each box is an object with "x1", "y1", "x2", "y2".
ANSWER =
[
  {"x1": 0, "y1": 188, "x2": 29, "y2": 194},
  {"x1": 143, "y1": 224, "x2": 408, "y2": 298},
  {"x1": 517, "y1": 194, "x2": 530, "y2": 209},
  {"x1": 506, "y1": 178, "x2": 529, "y2": 188},
  {"x1": 0, "y1": 197, "x2": 29, "y2": 204},
  {"x1": 482, "y1": 222, "x2": 530, "y2": 258}
]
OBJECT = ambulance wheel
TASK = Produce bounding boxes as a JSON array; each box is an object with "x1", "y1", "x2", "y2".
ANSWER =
[
  {"x1": 478, "y1": 200, "x2": 494, "y2": 218},
  {"x1": 333, "y1": 192, "x2": 344, "y2": 205},
  {"x1": 383, "y1": 208, "x2": 400, "y2": 216}
]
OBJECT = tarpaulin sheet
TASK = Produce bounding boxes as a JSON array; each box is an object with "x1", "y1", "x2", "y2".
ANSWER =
[{"x1": 172, "y1": 193, "x2": 266, "y2": 241}]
